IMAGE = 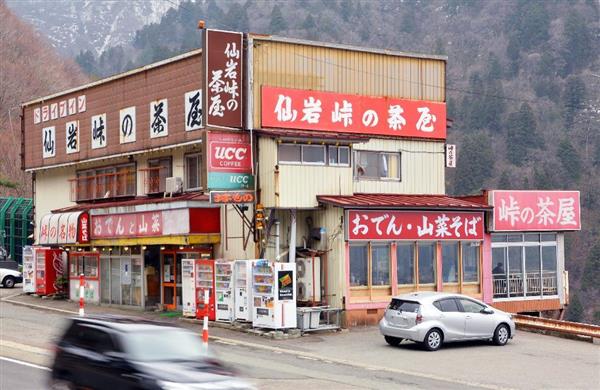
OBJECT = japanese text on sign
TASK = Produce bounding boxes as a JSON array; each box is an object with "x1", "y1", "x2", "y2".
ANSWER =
[
  {"x1": 346, "y1": 210, "x2": 484, "y2": 241},
  {"x1": 205, "y1": 30, "x2": 243, "y2": 128},
  {"x1": 150, "y1": 99, "x2": 168, "y2": 138},
  {"x1": 210, "y1": 191, "x2": 255, "y2": 204},
  {"x1": 491, "y1": 190, "x2": 581, "y2": 231},
  {"x1": 262, "y1": 86, "x2": 447, "y2": 140},
  {"x1": 92, "y1": 211, "x2": 163, "y2": 239}
]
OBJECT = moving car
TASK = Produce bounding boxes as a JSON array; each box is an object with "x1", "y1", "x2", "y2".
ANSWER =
[
  {"x1": 50, "y1": 315, "x2": 254, "y2": 390},
  {"x1": 379, "y1": 292, "x2": 515, "y2": 351},
  {"x1": 0, "y1": 265, "x2": 22, "y2": 288}
]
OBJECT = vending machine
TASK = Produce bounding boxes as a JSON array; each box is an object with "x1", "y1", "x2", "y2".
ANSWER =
[
  {"x1": 215, "y1": 260, "x2": 233, "y2": 322},
  {"x1": 252, "y1": 260, "x2": 297, "y2": 329},
  {"x1": 35, "y1": 248, "x2": 65, "y2": 296},
  {"x1": 181, "y1": 259, "x2": 196, "y2": 317},
  {"x1": 22, "y1": 246, "x2": 37, "y2": 293},
  {"x1": 234, "y1": 260, "x2": 254, "y2": 322},
  {"x1": 195, "y1": 259, "x2": 216, "y2": 321}
]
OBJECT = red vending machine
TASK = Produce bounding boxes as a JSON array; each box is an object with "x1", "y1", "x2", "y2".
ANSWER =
[
  {"x1": 35, "y1": 248, "x2": 64, "y2": 296},
  {"x1": 195, "y1": 259, "x2": 216, "y2": 321}
]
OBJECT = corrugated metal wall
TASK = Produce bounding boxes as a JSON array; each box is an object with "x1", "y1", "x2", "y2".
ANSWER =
[
  {"x1": 251, "y1": 38, "x2": 446, "y2": 128},
  {"x1": 353, "y1": 138, "x2": 445, "y2": 194}
]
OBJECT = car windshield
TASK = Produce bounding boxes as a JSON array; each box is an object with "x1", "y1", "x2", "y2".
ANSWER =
[
  {"x1": 388, "y1": 299, "x2": 420, "y2": 312},
  {"x1": 121, "y1": 328, "x2": 209, "y2": 362}
]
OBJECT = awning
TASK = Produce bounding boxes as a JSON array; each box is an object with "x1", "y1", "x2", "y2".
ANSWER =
[
  {"x1": 38, "y1": 211, "x2": 90, "y2": 245},
  {"x1": 317, "y1": 193, "x2": 492, "y2": 210}
]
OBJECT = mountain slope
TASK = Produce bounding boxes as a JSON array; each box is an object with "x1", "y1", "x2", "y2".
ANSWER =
[{"x1": 0, "y1": 1, "x2": 87, "y2": 197}]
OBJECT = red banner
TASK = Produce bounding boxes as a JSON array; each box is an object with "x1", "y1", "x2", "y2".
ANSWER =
[
  {"x1": 207, "y1": 131, "x2": 252, "y2": 173},
  {"x1": 490, "y1": 190, "x2": 581, "y2": 231},
  {"x1": 346, "y1": 210, "x2": 484, "y2": 241},
  {"x1": 261, "y1": 86, "x2": 446, "y2": 140},
  {"x1": 92, "y1": 211, "x2": 163, "y2": 239}
]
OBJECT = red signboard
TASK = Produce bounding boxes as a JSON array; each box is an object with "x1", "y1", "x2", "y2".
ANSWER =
[
  {"x1": 39, "y1": 211, "x2": 89, "y2": 245},
  {"x1": 210, "y1": 190, "x2": 255, "y2": 204},
  {"x1": 490, "y1": 190, "x2": 581, "y2": 231},
  {"x1": 261, "y1": 86, "x2": 447, "y2": 140},
  {"x1": 92, "y1": 211, "x2": 163, "y2": 239},
  {"x1": 204, "y1": 29, "x2": 243, "y2": 128},
  {"x1": 346, "y1": 210, "x2": 484, "y2": 241},
  {"x1": 207, "y1": 131, "x2": 252, "y2": 173}
]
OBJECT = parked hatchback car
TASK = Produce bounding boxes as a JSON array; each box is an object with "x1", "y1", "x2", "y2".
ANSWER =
[
  {"x1": 0, "y1": 266, "x2": 22, "y2": 288},
  {"x1": 50, "y1": 315, "x2": 254, "y2": 390},
  {"x1": 379, "y1": 292, "x2": 515, "y2": 351}
]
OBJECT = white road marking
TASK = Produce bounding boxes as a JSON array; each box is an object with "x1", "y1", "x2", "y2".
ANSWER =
[
  {"x1": 0, "y1": 356, "x2": 51, "y2": 371},
  {"x1": 0, "y1": 340, "x2": 51, "y2": 356}
]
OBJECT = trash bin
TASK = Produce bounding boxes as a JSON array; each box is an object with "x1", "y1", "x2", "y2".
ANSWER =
[{"x1": 309, "y1": 310, "x2": 320, "y2": 329}]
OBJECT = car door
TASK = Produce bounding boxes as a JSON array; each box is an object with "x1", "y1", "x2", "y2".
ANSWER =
[
  {"x1": 433, "y1": 298, "x2": 465, "y2": 341},
  {"x1": 458, "y1": 298, "x2": 497, "y2": 339}
]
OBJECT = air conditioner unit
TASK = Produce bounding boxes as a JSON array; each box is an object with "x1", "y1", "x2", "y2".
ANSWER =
[
  {"x1": 165, "y1": 177, "x2": 183, "y2": 194},
  {"x1": 296, "y1": 257, "x2": 321, "y2": 302}
]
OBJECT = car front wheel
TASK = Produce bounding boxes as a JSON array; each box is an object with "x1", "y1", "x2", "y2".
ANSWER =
[
  {"x1": 423, "y1": 329, "x2": 443, "y2": 351},
  {"x1": 3, "y1": 276, "x2": 15, "y2": 288},
  {"x1": 493, "y1": 324, "x2": 510, "y2": 346},
  {"x1": 384, "y1": 336, "x2": 403, "y2": 346}
]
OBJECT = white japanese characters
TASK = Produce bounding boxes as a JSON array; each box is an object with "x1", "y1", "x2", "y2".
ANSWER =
[
  {"x1": 65, "y1": 120, "x2": 79, "y2": 154},
  {"x1": 149, "y1": 99, "x2": 168, "y2": 138},
  {"x1": 497, "y1": 194, "x2": 578, "y2": 228},
  {"x1": 42, "y1": 126, "x2": 56, "y2": 158},
  {"x1": 332, "y1": 100, "x2": 353, "y2": 127},
  {"x1": 274, "y1": 95, "x2": 298, "y2": 122},
  {"x1": 185, "y1": 89, "x2": 203, "y2": 131},
  {"x1": 416, "y1": 107, "x2": 436, "y2": 132},
  {"x1": 387, "y1": 104, "x2": 406, "y2": 130},
  {"x1": 119, "y1": 106, "x2": 136, "y2": 144},
  {"x1": 91, "y1": 113, "x2": 107, "y2": 149}
]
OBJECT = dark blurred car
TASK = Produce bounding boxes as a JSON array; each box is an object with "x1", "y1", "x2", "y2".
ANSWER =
[{"x1": 50, "y1": 315, "x2": 254, "y2": 390}]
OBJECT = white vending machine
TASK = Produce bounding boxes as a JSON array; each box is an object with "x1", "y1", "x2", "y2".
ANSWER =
[
  {"x1": 233, "y1": 260, "x2": 253, "y2": 322},
  {"x1": 22, "y1": 246, "x2": 36, "y2": 293},
  {"x1": 215, "y1": 260, "x2": 233, "y2": 322},
  {"x1": 181, "y1": 259, "x2": 196, "y2": 317},
  {"x1": 252, "y1": 260, "x2": 297, "y2": 329}
]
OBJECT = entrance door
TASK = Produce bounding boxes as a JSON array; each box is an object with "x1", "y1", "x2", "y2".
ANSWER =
[{"x1": 162, "y1": 253, "x2": 176, "y2": 310}]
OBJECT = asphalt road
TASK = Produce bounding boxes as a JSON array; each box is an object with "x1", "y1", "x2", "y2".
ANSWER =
[
  {"x1": 1, "y1": 286, "x2": 599, "y2": 389},
  {"x1": 0, "y1": 357, "x2": 49, "y2": 390}
]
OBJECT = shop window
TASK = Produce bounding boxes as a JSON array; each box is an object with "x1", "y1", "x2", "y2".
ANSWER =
[
  {"x1": 279, "y1": 144, "x2": 301, "y2": 163},
  {"x1": 349, "y1": 244, "x2": 368, "y2": 287},
  {"x1": 328, "y1": 146, "x2": 350, "y2": 166},
  {"x1": 396, "y1": 243, "x2": 415, "y2": 285},
  {"x1": 462, "y1": 242, "x2": 480, "y2": 283},
  {"x1": 302, "y1": 145, "x2": 326, "y2": 165},
  {"x1": 354, "y1": 150, "x2": 400, "y2": 181},
  {"x1": 442, "y1": 242, "x2": 459, "y2": 283},
  {"x1": 371, "y1": 244, "x2": 390, "y2": 286},
  {"x1": 146, "y1": 157, "x2": 172, "y2": 194},
  {"x1": 74, "y1": 163, "x2": 136, "y2": 202},
  {"x1": 418, "y1": 243, "x2": 436, "y2": 284},
  {"x1": 185, "y1": 153, "x2": 202, "y2": 190},
  {"x1": 70, "y1": 254, "x2": 99, "y2": 279}
]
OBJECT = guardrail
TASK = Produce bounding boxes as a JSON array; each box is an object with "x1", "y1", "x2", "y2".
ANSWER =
[{"x1": 513, "y1": 314, "x2": 600, "y2": 339}]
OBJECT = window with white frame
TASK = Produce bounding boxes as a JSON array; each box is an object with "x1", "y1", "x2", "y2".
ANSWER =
[
  {"x1": 278, "y1": 143, "x2": 350, "y2": 166},
  {"x1": 184, "y1": 153, "x2": 202, "y2": 190},
  {"x1": 354, "y1": 150, "x2": 400, "y2": 181},
  {"x1": 328, "y1": 145, "x2": 350, "y2": 166}
]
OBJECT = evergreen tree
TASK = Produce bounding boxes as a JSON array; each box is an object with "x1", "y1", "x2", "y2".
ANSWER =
[
  {"x1": 533, "y1": 165, "x2": 557, "y2": 190},
  {"x1": 75, "y1": 50, "x2": 97, "y2": 75},
  {"x1": 562, "y1": 10, "x2": 593, "y2": 73},
  {"x1": 222, "y1": 2, "x2": 249, "y2": 32},
  {"x1": 582, "y1": 242, "x2": 600, "y2": 292},
  {"x1": 563, "y1": 76, "x2": 586, "y2": 130},
  {"x1": 269, "y1": 5, "x2": 287, "y2": 34},
  {"x1": 453, "y1": 132, "x2": 495, "y2": 194},
  {"x1": 497, "y1": 171, "x2": 511, "y2": 189},
  {"x1": 557, "y1": 138, "x2": 582, "y2": 182},
  {"x1": 302, "y1": 14, "x2": 317, "y2": 30},
  {"x1": 506, "y1": 103, "x2": 538, "y2": 166},
  {"x1": 511, "y1": 0, "x2": 550, "y2": 51},
  {"x1": 506, "y1": 36, "x2": 520, "y2": 76},
  {"x1": 566, "y1": 293, "x2": 584, "y2": 323}
]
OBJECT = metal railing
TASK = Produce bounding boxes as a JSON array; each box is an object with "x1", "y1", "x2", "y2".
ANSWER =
[
  {"x1": 513, "y1": 314, "x2": 600, "y2": 339},
  {"x1": 493, "y1": 272, "x2": 557, "y2": 298}
]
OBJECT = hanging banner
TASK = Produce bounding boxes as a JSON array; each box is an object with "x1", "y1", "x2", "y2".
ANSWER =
[
  {"x1": 206, "y1": 130, "x2": 254, "y2": 190},
  {"x1": 204, "y1": 29, "x2": 243, "y2": 128},
  {"x1": 261, "y1": 86, "x2": 447, "y2": 140},
  {"x1": 489, "y1": 190, "x2": 581, "y2": 231},
  {"x1": 346, "y1": 210, "x2": 484, "y2": 241}
]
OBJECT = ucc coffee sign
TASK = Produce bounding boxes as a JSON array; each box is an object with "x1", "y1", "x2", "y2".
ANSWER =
[{"x1": 206, "y1": 130, "x2": 253, "y2": 190}]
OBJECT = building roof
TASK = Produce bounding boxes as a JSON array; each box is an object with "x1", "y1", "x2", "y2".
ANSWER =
[
  {"x1": 53, "y1": 192, "x2": 209, "y2": 213},
  {"x1": 316, "y1": 193, "x2": 492, "y2": 210},
  {"x1": 255, "y1": 128, "x2": 371, "y2": 142}
]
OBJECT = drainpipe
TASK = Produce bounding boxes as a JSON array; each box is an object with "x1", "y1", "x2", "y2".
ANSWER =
[
  {"x1": 274, "y1": 221, "x2": 280, "y2": 262},
  {"x1": 289, "y1": 209, "x2": 296, "y2": 263}
]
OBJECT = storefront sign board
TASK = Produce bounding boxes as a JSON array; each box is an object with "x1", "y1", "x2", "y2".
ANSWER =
[
  {"x1": 204, "y1": 29, "x2": 243, "y2": 128},
  {"x1": 278, "y1": 270, "x2": 294, "y2": 300},
  {"x1": 92, "y1": 211, "x2": 163, "y2": 239},
  {"x1": 489, "y1": 190, "x2": 581, "y2": 231},
  {"x1": 39, "y1": 211, "x2": 90, "y2": 245},
  {"x1": 446, "y1": 144, "x2": 456, "y2": 168},
  {"x1": 206, "y1": 130, "x2": 254, "y2": 190},
  {"x1": 346, "y1": 210, "x2": 484, "y2": 241},
  {"x1": 261, "y1": 86, "x2": 447, "y2": 140},
  {"x1": 210, "y1": 190, "x2": 255, "y2": 204}
]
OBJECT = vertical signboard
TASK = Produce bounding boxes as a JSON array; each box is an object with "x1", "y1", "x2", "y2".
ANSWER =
[
  {"x1": 204, "y1": 29, "x2": 243, "y2": 128},
  {"x1": 446, "y1": 144, "x2": 456, "y2": 168},
  {"x1": 206, "y1": 130, "x2": 253, "y2": 190}
]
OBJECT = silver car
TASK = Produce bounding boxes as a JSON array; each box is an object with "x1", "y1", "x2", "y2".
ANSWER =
[{"x1": 379, "y1": 292, "x2": 515, "y2": 351}]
